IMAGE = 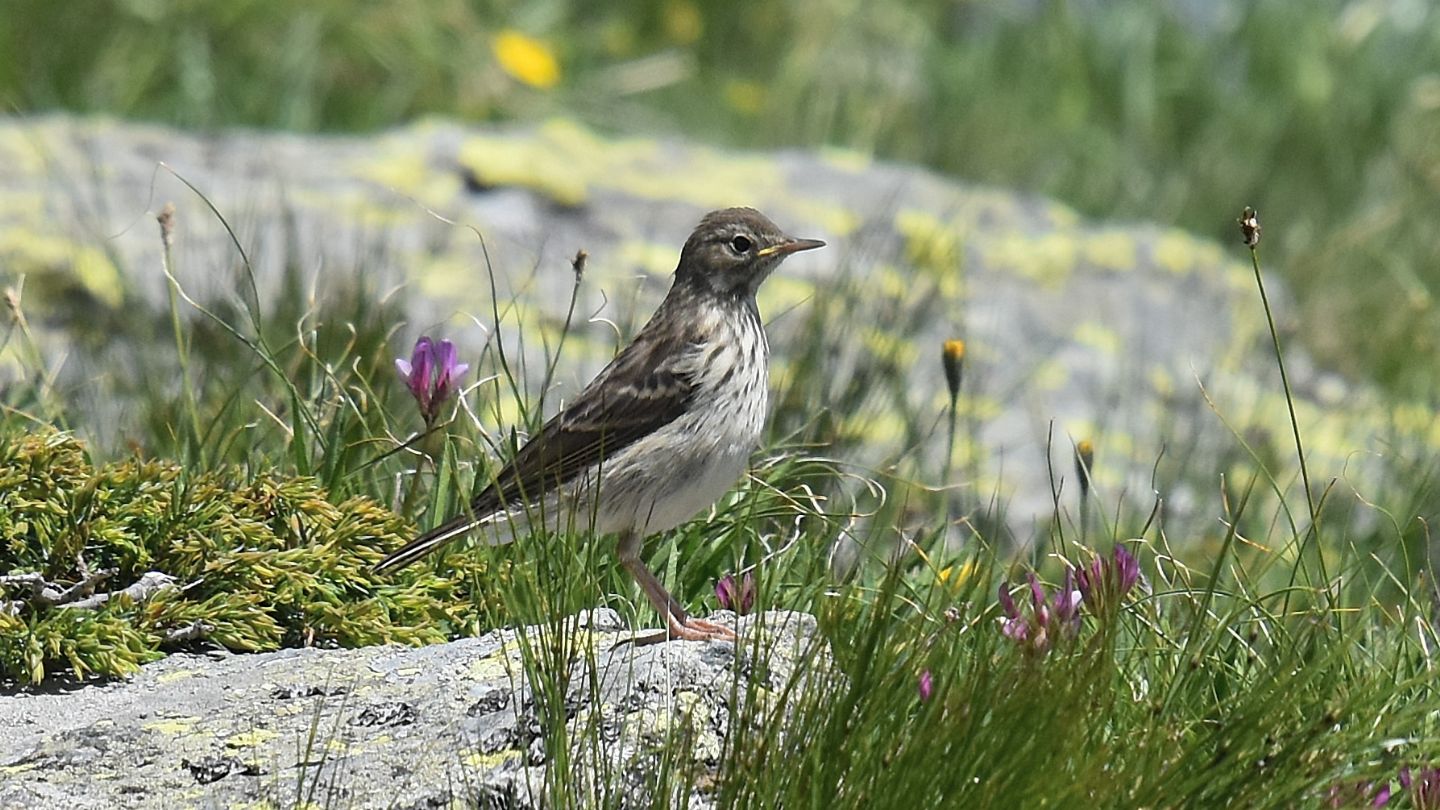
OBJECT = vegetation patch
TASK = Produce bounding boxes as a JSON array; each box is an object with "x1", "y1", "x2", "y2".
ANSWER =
[{"x1": 0, "y1": 430, "x2": 500, "y2": 684}]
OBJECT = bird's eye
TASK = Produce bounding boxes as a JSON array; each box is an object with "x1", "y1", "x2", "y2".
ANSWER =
[{"x1": 729, "y1": 235, "x2": 753, "y2": 254}]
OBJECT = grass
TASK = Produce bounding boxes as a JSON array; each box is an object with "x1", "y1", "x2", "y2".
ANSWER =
[{"x1": 2, "y1": 177, "x2": 1439, "y2": 806}]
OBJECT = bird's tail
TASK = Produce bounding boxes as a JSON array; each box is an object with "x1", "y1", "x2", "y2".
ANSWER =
[{"x1": 374, "y1": 511, "x2": 515, "y2": 573}]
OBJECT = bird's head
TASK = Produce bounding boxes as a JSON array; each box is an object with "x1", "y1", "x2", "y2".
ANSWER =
[{"x1": 675, "y1": 207, "x2": 825, "y2": 297}]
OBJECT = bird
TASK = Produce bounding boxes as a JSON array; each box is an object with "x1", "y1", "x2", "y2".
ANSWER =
[{"x1": 376, "y1": 207, "x2": 825, "y2": 641}]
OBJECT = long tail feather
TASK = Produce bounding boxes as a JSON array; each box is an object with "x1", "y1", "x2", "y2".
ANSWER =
[{"x1": 375, "y1": 513, "x2": 493, "y2": 573}]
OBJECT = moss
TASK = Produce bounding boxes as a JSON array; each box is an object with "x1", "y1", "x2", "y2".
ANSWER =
[{"x1": 0, "y1": 429, "x2": 505, "y2": 684}]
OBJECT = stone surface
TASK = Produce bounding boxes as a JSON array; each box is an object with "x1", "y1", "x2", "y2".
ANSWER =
[
  {"x1": 0, "y1": 610, "x2": 823, "y2": 809},
  {"x1": 0, "y1": 115, "x2": 1430, "y2": 544}
]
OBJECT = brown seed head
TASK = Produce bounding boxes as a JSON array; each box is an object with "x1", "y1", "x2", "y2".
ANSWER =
[
  {"x1": 1238, "y1": 207, "x2": 1261, "y2": 248},
  {"x1": 158, "y1": 202, "x2": 176, "y2": 248}
]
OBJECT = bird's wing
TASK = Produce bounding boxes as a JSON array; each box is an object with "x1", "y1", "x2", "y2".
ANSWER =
[
  {"x1": 469, "y1": 326, "x2": 700, "y2": 518},
  {"x1": 374, "y1": 319, "x2": 702, "y2": 573}
]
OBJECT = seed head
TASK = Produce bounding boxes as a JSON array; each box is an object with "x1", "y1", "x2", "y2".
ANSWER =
[
  {"x1": 942, "y1": 339, "x2": 966, "y2": 404},
  {"x1": 1238, "y1": 207, "x2": 1261, "y2": 248},
  {"x1": 1075, "y1": 439, "x2": 1095, "y2": 501}
]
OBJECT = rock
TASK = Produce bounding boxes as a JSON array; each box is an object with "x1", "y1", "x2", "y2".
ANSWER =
[{"x1": 0, "y1": 610, "x2": 823, "y2": 809}]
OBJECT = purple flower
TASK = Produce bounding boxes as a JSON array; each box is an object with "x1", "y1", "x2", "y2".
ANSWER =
[
  {"x1": 396, "y1": 336, "x2": 469, "y2": 424},
  {"x1": 998, "y1": 572, "x2": 1081, "y2": 653},
  {"x1": 1402, "y1": 767, "x2": 1440, "y2": 810},
  {"x1": 918, "y1": 669, "x2": 934, "y2": 703},
  {"x1": 1076, "y1": 545, "x2": 1140, "y2": 614},
  {"x1": 1327, "y1": 780, "x2": 1392, "y2": 808},
  {"x1": 715, "y1": 572, "x2": 756, "y2": 615}
]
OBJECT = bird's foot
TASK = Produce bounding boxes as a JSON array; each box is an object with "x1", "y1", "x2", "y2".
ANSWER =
[
  {"x1": 665, "y1": 613, "x2": 737, "y2": 642},
  {"x1": 619, "y1": 614, "x2": 737, "y2": 647}
]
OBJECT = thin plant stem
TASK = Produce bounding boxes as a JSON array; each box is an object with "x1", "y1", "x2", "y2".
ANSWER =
[
  {"x1": 537, "y1": 251, "x2": 586, "y2": 416},
  {"x1": 158, "y1": 207, "x2": 205, "y2": 467},
  {"x1": 1247, "y1": 245, "x2": 1327, "y2": 609},
  {"x1": 943, "y1": 395, "x2": 958, "y2": 488},
  {"x1": 2, "y1": 281, "x2": 66, "y2": 426}
]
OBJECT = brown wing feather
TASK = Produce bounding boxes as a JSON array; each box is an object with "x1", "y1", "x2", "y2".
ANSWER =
[
  {"x1": 375, "y1": 327, "x2": 698, "y2": 573},
  {"x1": 375, "y1": 302, "x2": 704, "y2": 574},
  {"x1": 466, "y1": 325, "x2": 698, "y2": 517}
]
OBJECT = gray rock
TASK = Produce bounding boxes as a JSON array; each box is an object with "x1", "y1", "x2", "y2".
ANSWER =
[{"x1": 0, "y1": 610, "x2": 824, "y2": 809}]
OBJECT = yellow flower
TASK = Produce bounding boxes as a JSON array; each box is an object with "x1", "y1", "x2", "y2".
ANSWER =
[
  {"x1": 937, "y1": 560, "x2": 976, "y2": 592},
  {"x1": 1075, "y1": 439, "x2": 1095, "y2": 498},
  {"x1": 493, "y1": 30, "x2": 560, "y2": 89},
  {"x1": 942, "y1": 339, "x2": 966, "y2": 402}
]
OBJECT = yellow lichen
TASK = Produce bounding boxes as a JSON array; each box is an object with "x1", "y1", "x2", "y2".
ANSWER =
[
  {"x1": 0, "y1": 125, "x2": 54, "y2": 174},
  {"x1": 1030, "y1": 359, "x2": 1067, "y2": 392},
  {"x1": 456, "y1": 135, "x2": 588, "y2": 207},
  {"x1": 226, "y1": 729, "x2": 279, "y2": 748},
  {"x1": 0, "y1": 227, "x2": 124, "y2": 308},
  {"x1": 757, "y1": 275, "x2": 816, "y2": 314},
  {"x1": 1154, "y1": 229, "x2": 1199, "y2": 275},
  {"x1": 1082, "y1": 230, "x2": 1137, "y2": 271},
  {"x1": 142, "y1": 717, "x2": 200, "y2": 735},
  {"x1": 1074, "y1": 321, "x2": 1122, "y2": 356},
  {"x1": 617, "y1": 241, "x2": 680, "y2": 278},
  {"x1": 895, "y1": 209, "x2": 961, "y2": 275},
  {"x1": 1148, "y1": 366, "x2": 1177, "y2": 399},
  {"x1": 464, "y1": 749, "x2": 523, "y2": 769},
  {"x1": 414, "y1": 254, "x2": 485, "y2": 303},
  {"x1": 350, "y1": 143, "x2": 462, "y2": 210},
  {"x1": 819, "y1": 146, "x2": 872, "y2": 173},
  {"x1": 466, "y1": 647, "x2": 519, "y2": 682},
  {"x1": 986, "y1": 231, "x2": 1075, "y2": 285}
]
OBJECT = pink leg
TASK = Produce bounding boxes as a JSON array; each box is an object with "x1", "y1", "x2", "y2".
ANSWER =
[{"x1": 617, "y1": 531, "x2": 736, "y2": 643}]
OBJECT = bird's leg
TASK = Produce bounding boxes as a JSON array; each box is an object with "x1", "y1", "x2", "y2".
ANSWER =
[{"x1": 616, "y1": 530, "x2": 736, "y2": 643}]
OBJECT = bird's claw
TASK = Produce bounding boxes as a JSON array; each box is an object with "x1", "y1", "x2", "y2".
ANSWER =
[
  {"x1": 665, "y1": 613, "x2": 737, "y2": 642},
  {"x1": 617, "y1": 615, "x2": 737, "y2": 647}
]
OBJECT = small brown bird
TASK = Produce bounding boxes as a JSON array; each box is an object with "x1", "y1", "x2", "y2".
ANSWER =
[{"x1": 377, "y1": 208, "x2": 824, "y2": 641}]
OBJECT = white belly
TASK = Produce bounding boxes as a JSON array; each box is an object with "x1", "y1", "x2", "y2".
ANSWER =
[{"x1": 593, "y1": 329, "x2": 768, "y2": 537}]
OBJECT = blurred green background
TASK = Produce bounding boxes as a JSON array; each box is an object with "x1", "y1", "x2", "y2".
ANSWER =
[{"x1": 3, "y1": 0, "x2": 1439, "y2": 397}]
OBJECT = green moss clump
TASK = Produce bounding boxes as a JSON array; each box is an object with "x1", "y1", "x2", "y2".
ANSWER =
[{"x1": 0, "y1": 429, "x2": 503, "y2": 684}]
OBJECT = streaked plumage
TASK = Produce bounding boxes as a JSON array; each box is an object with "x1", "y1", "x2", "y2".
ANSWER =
[{"x1": 377, "y1": 208, "x2": 824, "y2": 641}]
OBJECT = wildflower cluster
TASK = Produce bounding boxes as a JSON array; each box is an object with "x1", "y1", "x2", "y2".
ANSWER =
[
  {"x1": 999, "y1": 571, "x2": 1082, "y2": 654},
  {"x1": 997, "y1": 545, "x2": 1140, "y2": 654},
  {"x1": 1075, "y1": 545, "x2": 1140, "y2": 616},
  {"x1": 1326, "y1": 766, "x2": 1440, "y2": 808},
  {"x1": 1402, "y1": 767, "x2": 1440, "y2": 810}
]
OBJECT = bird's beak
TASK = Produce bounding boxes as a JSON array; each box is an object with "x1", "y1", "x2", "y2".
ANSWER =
[{"x1": 758, "y1": 237, "x2": 826, "y2": 258}]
